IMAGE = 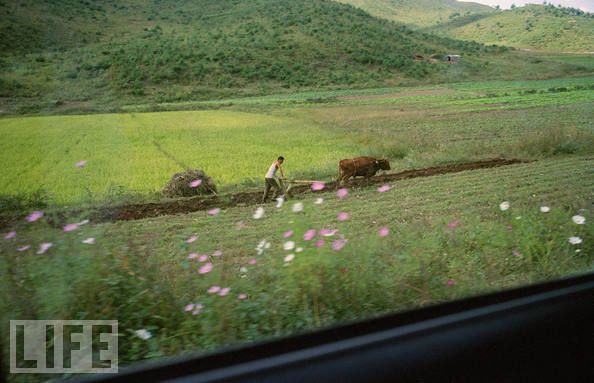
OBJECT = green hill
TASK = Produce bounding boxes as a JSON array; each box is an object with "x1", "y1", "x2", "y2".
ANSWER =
[
  {"x1": 0, "y1": 0, "x2": 590, "y2": 114},
  {"x1": 426, "y1": 4, "x2": 594, "y2": 53},
  {"x1": 336, "y1": 0, "x2": 494, "y2": 28}
]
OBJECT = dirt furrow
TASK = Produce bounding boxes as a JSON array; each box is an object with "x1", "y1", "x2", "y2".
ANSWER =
[{"x1": 87, "y1": 158, "x2": 527, "y2": 223}]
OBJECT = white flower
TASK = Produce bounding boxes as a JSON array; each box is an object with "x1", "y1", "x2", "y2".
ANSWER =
[
  {"x1": 82, "y1": 237, "x2": 95, "y2": 245},
  {"x1": 37, "y1": 243, "x2": 53, "y2": 254},
  {"x1": 275, "y1": 196, "x2": 284, "y2": 208},
  {"x1": 239, "y1": 266, "x2": 248, "y2": 274},
  {"x1": 256, "y1": 239, "x2": 270, "y2": 255},
  {"x1": 499, "y1": 201, "x2": 510, "y2": 211},
  {"x1": 569, "y1": 236, "x2": 583, "y2": 245},
  {"x1": 253, "y1": 207, "x2": 265, "y2": 219},
  {"x1": 572, "y1": 215, "x2": 585, "y2": 225},
  {"x1": 296, "y1": 247, "x2": 303, "y2": 253},
  {"x1": 135, "y1": 329, "x2": 152, "y2": 340},
  {"x1": 283, "y1": 241, "x2": 295, "y2": 251},
  {"x1": 192, "y1": 304, "x2": 204, "y2": 315},
  {"x1": 314, "y1": 198, "x2": 324, "y2": 205},
  {"x1": 540, "y1": 206, "x2": 550, "y2": 213},
  {"x1": 284, "y1": 254, "x2": 295, "y2": 262},
  {"x1": 292, "y1": 202, "x2": 304, "y2": 213}
]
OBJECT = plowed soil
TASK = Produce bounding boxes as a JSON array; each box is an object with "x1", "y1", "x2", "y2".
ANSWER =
[{"x1": 87, "y1": 158, "x2": 526, "y2": 223}]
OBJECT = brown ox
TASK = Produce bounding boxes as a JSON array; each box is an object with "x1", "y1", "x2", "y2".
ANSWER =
[{"x1": 337, "y1": 156, "x2": 390, "y2": 187}]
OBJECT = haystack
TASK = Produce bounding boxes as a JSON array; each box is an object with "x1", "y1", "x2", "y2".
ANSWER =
[{"x1": 162, "y1": 169, "x2": 217, "y2": 198}]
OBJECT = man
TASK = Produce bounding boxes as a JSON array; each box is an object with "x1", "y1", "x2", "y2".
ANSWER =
[{"x1": 262, "y1": 156, "x2": 285, "y2": 203}]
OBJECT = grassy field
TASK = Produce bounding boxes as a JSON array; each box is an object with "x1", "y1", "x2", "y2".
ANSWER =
[
  {"x1": 1, "y1": 76, "x2": 592, "y2": 206},
  {"x1": 2, "y1": 155, "x2": 592, "y2": 376},
  {"x1": 0, "y1": 111, "x2": 359, "y2": 205}
]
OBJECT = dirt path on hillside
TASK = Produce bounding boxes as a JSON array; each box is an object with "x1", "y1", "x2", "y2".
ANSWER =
[{"x1": 84, "y1": 158, "x2": 526, "y2": 223}]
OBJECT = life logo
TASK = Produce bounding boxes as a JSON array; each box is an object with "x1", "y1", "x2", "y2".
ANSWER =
[{"x1": 10, "y1": 320, "x2": 118, "y2": 374}]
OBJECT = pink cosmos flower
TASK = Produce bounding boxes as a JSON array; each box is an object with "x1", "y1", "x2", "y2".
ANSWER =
[
  {"x1": 219, "y1": 287, "x2": 231, "y2": 297},
  {"x1": 238, "y1": 293, "x2": 248, "y2": 300},
  {"x1": 378, "y1": 227, "x2": 390, "y2": 237},
  {"x1": 185, "y1": 235, "x2": 198, "y2": 243},
  {"x1": 338, "y1": 212, "x2": 349, "y2": 221},
  {"x1": 446, "y1": 279, "x2": 456, "y2": 286},
  {"x1": 188, "y1": 252, "x2": 199, "y2": 260},
  {"x1": 236, "y1": 221, "x2": 248, "y2": 230},
  {"x1": 199, "y1": 262, "x2": 213, "y2": 274},
  {"x1": 320, "y1": 229, "x2": 337, "y2": 237},
  {"x1": 207, "y1": 286, "x2": 221, "y2": 294},
  {"x1": 336, "y1": 188, "x2": 349, "y2": 198},
  {"x1": 315, "y1": 239, "x2": 325, "y2": 248},
  {"x1": 26, "y1": 211, "x2": 43, "y2": 222},
  {"x1": 332, "y1": 239, "x2": 347, "y2": 251},
  {"x1": 17, "y1": 245, "x2": 31, "y2": 252},
  {"x1": 63, "y1": 223, "x2": 79, "y2": 232},
  {"x1": 198, "y1": 255, "x2": 209, "y2": 262},
  {"x1": 447, "y1": 220, "x2": 459, "y2": 230},
  {"x1": 75, "y1": 160, "x2": 87, "y2": 168},
  {"x1": 4, "y1": 231, "x2": 16, "y2": 240},
  {"x1": 303, "y1": 229, "x2": 316, "y2": 241},
  {"x1": 189, "y1": 179, "x2": 202, "y2": 188},
  {"x1": 208, "y1": 208, "x2": 221, "y2": 216},
  {"x1": 377, "y1": 184, "x2": 391, "y2": 193},
  {"x1": 212, "y1": 250, "x2": 222, "y2": 257},
  {"x1": 311, "y1": 182, "x2": 325, "y2": 191},
  {"x1": 184, "y1": 303, "x2": 195, "y2": 312},
  {"x1": 283, "y1": 230, "x2": 294, "y2": 238},
  {"x1": 82, "y1": 237, "x2": 95, "y2": 245},
  {"x1": 248, "y1": 258, "x2": 257, "y2": 265},
  {"x1": 37, "y1": 242, "x2": 53, "y2": 254}
]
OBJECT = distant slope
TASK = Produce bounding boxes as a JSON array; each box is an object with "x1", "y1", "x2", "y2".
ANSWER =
[
  {"x1": 0, "y1": 0, "x2": 506, "y2": 111},
  {"x1": 425, "y1": 4, "x2": 594, "y2": 52},
  {"x1": 0, "y1": 0, "x2": 590, "y2": 115},
  {"x1": 335, "y1": 0, "x2": 494, "y2": 28}
]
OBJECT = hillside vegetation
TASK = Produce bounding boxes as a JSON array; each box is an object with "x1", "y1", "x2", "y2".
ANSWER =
[
  {"x1": 336, "y1": 0, "x2": 494, "y2": 28},
  {"x1": 340, "y1": 1, "x2": 593, "y2": 53},
  {"x1": 1, "y1": 0, "x2": 591, "y2": 115},
  {"x1": 427, "y1": 4, "x2": 594, "y2": 53}
]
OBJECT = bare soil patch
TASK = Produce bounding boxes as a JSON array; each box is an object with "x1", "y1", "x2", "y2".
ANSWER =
[
  {"x1": 0, "y1": 158, "x2": 527, "y2": 229},
  {"x1": 88, "y1": 158, "x2": 527, "y2": 223}
]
